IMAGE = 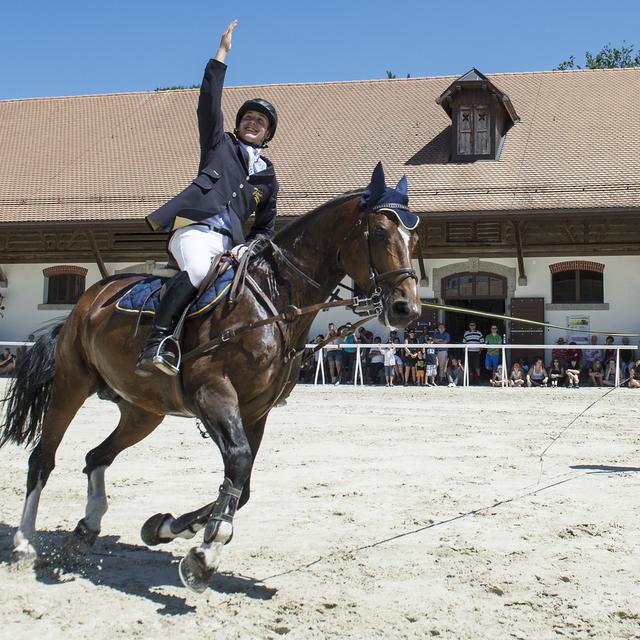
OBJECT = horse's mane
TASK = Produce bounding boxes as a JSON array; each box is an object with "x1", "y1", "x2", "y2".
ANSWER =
[{"x1": 273, "y1": 188, "x2": 364, "y2": 242}]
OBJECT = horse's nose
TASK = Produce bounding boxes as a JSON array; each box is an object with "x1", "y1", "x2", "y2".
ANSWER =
[{"x1": 390, "y1": 299, "x2": 420, "y2": 321}]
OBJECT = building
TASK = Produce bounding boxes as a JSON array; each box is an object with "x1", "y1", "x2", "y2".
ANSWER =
[{"x1": 1, "y1": 66, "x2": 639, "y2": 348}]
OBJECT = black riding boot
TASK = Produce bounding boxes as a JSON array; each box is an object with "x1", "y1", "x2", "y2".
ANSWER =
[{"x1": 135, "y1": 271, "x2": 198, "y2": 377}]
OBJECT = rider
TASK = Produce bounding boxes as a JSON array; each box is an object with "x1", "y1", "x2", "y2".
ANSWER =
[{"x1": 136, "y1": 20, "x2": 279, "y2": 376}]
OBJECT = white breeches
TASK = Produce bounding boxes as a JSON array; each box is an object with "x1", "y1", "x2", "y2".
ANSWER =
[{"x1": 169, "y1": 225, "x2": 233, "y2": 287}]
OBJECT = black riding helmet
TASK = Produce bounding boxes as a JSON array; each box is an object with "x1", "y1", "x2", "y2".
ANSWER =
[{"x1": 235, "y1": 98, "x2": 278, "y2": 148}]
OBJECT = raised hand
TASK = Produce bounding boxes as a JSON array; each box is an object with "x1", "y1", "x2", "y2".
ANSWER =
[{"x1": 214, "y1": 20, "x2": 238, "y2": 63}]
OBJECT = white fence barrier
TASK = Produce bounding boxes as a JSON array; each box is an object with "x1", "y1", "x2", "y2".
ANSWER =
[{"x1": 306, "y1": 344, "x2": 638, "y2": 388}]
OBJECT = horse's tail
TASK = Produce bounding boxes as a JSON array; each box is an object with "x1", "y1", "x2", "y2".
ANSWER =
[{"x1": 0, "y1": 322, "x2": 64, "y2": 449}]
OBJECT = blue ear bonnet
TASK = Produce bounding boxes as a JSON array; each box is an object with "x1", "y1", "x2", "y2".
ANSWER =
[{"x1": 360, "y1": 163, "x2": 420, "y2": 230}]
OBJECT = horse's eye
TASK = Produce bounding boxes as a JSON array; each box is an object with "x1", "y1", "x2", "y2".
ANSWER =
[{"x1": 372, "y1": 226, "x2": 387, "y2": 240}]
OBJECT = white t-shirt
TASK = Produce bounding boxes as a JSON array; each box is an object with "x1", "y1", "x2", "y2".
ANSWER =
[{"x1": 383, "y1": 348, "x2": 396, "y2": 367}]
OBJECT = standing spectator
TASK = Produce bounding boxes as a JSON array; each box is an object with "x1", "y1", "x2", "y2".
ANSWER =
[
  {"x1": 424, "y1": 337, "x2": 438, "y2": 387},
  {"x1": 0, "y1": 347, "x2": 16, "y2": 376},
  {"x1": 462, "y1": 320, "x2": 484, "y2": 384},
  {"x1": 552, "y1": 337, "x2": 571, "y2": 364},
  {"x1": 357, "y1": 326, "x2": 373, "y2": 382},
  {"x1": 620, "y1": 336, "x2": 636, "y2": 374},
  {"x1": 526, "y1": 357, "x2": 548, "y2": 387},
  {"x1": 341, "y1": 323, "x2": 358, "y2": 384},
  {"x1": 565, "y1": 357, "x2": 582, "y2": 388},
  {"x1": 393, "y1": 338, "x2": 404, "y2": 384},
  {"x1": 382, "y1": 343, "x2": 397, "y2": 387},
  {"x1": 548, "y1": 358, "x2": 565, "y2": 387},
  {"x1": 415, "y1": 348, "x2": 426, "y2": 386},
  {"x1": 603, "y1": 336, "x2": 616, "y2": 365},
  {"x1": 509, "y1": 362, "x2": 525, "y2": 387},
  {"x1": 402, "y1": 330, "x2": 418, "y2": 386},
  {"x1": 588, "y1": 359, "x2": 604, "y2": 387},
  {"x1": 484, "y1": 324, "x2": 503, "y2": 380},
  {"x1": 325, "y1": 322, "x2": 342, "y2": 385},
  {"x1": 368, "y1": 337, "x2": 385, "y2": 385},
  {"x1": 583, "y1": 335, "x2": 603, "y2": 367},
  {"x1": 432, "y1": 323, "x2": 450, "y2": 384},
  {"x1": 446, "y1": 357, "x2": 464, "y2": 387},
  {"x1": 602, "y1": 357, "x2": 618, "y2": 387}
]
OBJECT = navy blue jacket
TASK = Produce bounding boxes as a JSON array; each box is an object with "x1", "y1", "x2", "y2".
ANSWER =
[{"x1": 146, "y1": 59, "x2": 279, "y2": 246}]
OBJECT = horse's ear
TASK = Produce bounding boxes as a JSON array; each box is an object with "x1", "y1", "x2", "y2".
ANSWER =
[
  {"x1": 396, "y1": 175, "x2": 408, "y2": 196},
  {"x1": 368, "y1": 162, "x2": 386, "y2": 202}
]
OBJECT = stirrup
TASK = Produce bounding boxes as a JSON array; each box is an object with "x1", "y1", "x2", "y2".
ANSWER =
[{"x1": 152, "y1": 335, "x2": 182, "y2": 376}]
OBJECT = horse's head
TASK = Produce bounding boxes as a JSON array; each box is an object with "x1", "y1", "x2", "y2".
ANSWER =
[{"x1": 339, "y1": 163, "x2": 421, "y2": 329}]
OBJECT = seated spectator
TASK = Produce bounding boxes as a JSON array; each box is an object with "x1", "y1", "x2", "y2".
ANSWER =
[
  {"x1": 509, "y1": 362, "x2": 525, "y2": 387},
  {"x1": 382, "y1": 343, "x2": 397, "y2": 387},
  {"x1": 602, "y1": 357, "x2": 619, "y2": 387},
  {"x1": 620, "y1": 337, "x2": 636, "y2": 374},
  {"x1": 565, "y1": 357, "x2": 582, "y2": 388},
  {"x1": 588, "y1": 359, "x2": 604, "y2": 387},
  {"x1": 628, "y1": 359, "x2": 640, "y2": 389},
  {"x1": 424, "y1": 337, "x2": 438, "y2": 387},
  {"x1": 603, "y1": 336, "x2": 616, "y2": 365},
  {"x1": 489, "y1": 364, "x2": 506, "y2": 387},
  {"x1": 0, "y1": 347, "x2": 16, "y2": 376},
  {"x1": 567, "y1": 342, "x2": 582, "y2": 366},
  {"x1": 415, "y1": 348, "x2": 426, "y2": 386},
  {"x1": 526, "y1": 358, "x2": 548, "y2": 387},
  {"x1": 446, "y1": 357, "x2": 464, "y2": 387},
  {"x1": 552, "y1": 337, "x2": 571, "y2": 364},
  {"x1": 548, "y1": 358, "x2": 564, "y2": 387},
  {"x1": 368, "y1": 337, "x2": 385, "y2": 385}
]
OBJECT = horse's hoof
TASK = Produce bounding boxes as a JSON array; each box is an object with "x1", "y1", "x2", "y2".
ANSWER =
[
  {"x1": 178, "y1": 548, "x2": 214, "y2": 594},
  {"x1": 64, "y1": 519, "x2": 99, "y2": 556},
  {"x1": 10, "y1": 545, "x2": 37, "y2": 567},
  {"x1": 141, "y1": 513, "x2": 174, "y2": 546}
]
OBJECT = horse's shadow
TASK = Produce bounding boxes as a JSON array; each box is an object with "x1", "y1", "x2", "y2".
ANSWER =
[
  {"x1": 570, "y1": 464, "x2": 640, "y2": 473},
  {"x1": 0, "y1": 522, "x2": 276, "y2": 615}
]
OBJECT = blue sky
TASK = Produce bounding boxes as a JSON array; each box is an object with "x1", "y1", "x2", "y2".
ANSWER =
[{"x1": 2, "y1": 0, "x2": 639, "y2": 99}]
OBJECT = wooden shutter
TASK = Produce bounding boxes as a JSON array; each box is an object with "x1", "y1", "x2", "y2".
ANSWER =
[
  {"x1": 509, "y1": 297, "x2": 545, "y2": 362},
  {"x1": 474, "y1": 107, "x2": 490, "y2": 154},
  {"x1": 458, "y1": 108, "x2": 472, "y2": 155}
]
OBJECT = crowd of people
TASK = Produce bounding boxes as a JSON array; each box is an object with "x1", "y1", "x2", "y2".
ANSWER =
[{"x1": 300, "y1": 321, "x2": 640, "y2": 389}]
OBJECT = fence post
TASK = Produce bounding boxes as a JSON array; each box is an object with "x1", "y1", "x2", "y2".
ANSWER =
[
  {"x1": 314, "y1": 348, "x2": 325, "y2": 385},
  {"x1": 615, "y1": 348, "x2": 620, "y2": 387}
]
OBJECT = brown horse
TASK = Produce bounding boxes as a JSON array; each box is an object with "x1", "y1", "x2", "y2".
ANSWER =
[{"x1": 1, "y1": 163, "x2": 420, "y2": 592}]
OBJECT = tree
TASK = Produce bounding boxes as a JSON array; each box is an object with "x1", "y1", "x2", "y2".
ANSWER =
[
  {"x1": 154, "y1": 84, "x2": 199, "y2": 91},
  {"x1": 385, "y1": 70, "x2": 411, "y2": 79},
  {"x1": 556, "y1": 42, "x2": 640, "y2": 70}
]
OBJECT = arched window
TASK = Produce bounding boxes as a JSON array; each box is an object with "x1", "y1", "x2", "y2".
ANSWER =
[
  {"x1": 550, "y1": 261, "x2": 604, "y2": 304},
  {"x1": 43, "y1": 266, "x2": 87, "y2": 305}
]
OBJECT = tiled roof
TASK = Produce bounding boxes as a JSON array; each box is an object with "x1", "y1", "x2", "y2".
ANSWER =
[{"x1": 1, "y1": 67, "x2": 639, "y2": 224}]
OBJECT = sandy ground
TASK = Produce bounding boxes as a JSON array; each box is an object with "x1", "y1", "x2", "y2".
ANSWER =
[{"x1": 0, "y1": 379, "x2": 639, "y2": 640}]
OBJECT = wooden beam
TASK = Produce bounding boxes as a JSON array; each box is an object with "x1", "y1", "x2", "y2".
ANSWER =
[
  {"x1": 87, "y1": 230, "x2": 110, "y2": 279},
  {"x1": 512, "y1": 221, "x2": 527, "y2": 284}
]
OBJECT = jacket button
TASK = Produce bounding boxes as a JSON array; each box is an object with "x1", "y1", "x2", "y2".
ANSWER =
[
  {"x1": 246, "y1": 176, "x2": 250, "y2": 181},
  {"x1": 232, "y1": 192, "x2": 237, "y2": 197},
  {"x1": 239, "y1": 184, "x2": 244, "y2": 189}
]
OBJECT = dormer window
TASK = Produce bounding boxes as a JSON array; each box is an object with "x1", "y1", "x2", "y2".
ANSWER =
[{"x1": 436, "y1": 68, "x2": 519, "y2": 162}]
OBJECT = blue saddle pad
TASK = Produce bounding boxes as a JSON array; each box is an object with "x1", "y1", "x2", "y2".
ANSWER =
[{"x1": 115, "y1": 268, "x2": 234, "y2": 319}]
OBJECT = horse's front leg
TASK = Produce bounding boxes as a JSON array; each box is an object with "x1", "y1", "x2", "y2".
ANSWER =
[{"x1": 178, "y1": 385, "x2": 253, "y2": 593}]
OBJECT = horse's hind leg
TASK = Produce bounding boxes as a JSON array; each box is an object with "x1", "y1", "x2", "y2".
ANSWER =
[
  {"x1": 12, "y1": 371, "x2": 95, "y2": 563},
  {"x1": 67, "y1": 401, "x2": 164, "y2": 551}
]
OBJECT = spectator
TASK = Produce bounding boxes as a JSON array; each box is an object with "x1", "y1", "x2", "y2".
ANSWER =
[
  {"x1": 424, "y1": 337, "x2": 438, "y2": 387},
  {"x1": 489, "y1": 365, "x2": 506, "y2": 387},
  {"x1": 509, "y1": 362, "x2": 525, "y2": 387},
  {"x1": 603, "y1": 336, "x2": 616, "y2": 365},
  {"x1": 628, "y1": 359, "x2": 640, "y2": 389},
  {"x1": 415, "y1": 348, "x2": 426, "y2": 386},
  {"x1": 357, "y1": 327, "x2": 373, "y2": 382},
  {"x1": 484, "y1": 324, "x2": 503, "y2": 379},
  {"x1": 340, "y1": 323, "x2": 358, "y2": 384},
  {"x1": 325, "y1": 322, "x2": 343, "y2": 385},
  {"x1": 393, "y1": 338, "x2": 404, "y2": 384},
  {"x1": 526, "y1": 357, "x2": 548, "y2": 387},
  {"x1": 382, "y1": 343, "x2": 397, "y2": 387},
  {"x1": 446, "y1": 357, "x2": 464, "y2": 387},
  {"x1": 588, "y1": 359, "x2": 604, "y2": 387},
  {"x1": 602, "y1": 357, "x2": 618, "y2": 387},
  {"x1": 565, "y1": 357, "x2": 582, "y2": 388},
  {"x1": 620, "y1": 337, "x2": 636, "y2": 373},
  {"x1": 0, "y1": 347, "x2": 16, "y2": 376},
  {"x1": 548, "y1": 358, "x2": 565, "y2": 387},
  {"x1": 368, "y1": 337, "x2": 385, "y2": 385},
  {"x1": 432, "y1": 323, "x2": 450, "y2": 384},
  {"x1": 402, "y1": 331, "x2": 418, "y2": 386},
  {"x1": 583, "y1": 335, "x2": 603, "y2": 367},
  {"x1": 552, "y1": 337, "x2": 571, "y2": 364},
  {"x1": 462, "y1": 320, "x2": 484, "y2": 384}
]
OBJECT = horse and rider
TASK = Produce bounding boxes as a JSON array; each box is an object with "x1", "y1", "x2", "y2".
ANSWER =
[
  {"x1": 0, "y1": 20, "x2": 421, "y2": 593},
  {"x1": 137, "y1": 19, "x2": 279, "y2": 377}
]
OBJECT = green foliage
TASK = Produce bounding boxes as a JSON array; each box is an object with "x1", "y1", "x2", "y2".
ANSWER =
[
  {"x1": 154, "y1": 84, "x2": 199, "y2": 91},
  {"x1": 385, "y1": 70, "x2": 411, "y2": 79},
  {"x1": 556, "y1": 42, "x2": 640, "y2": 70}
]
